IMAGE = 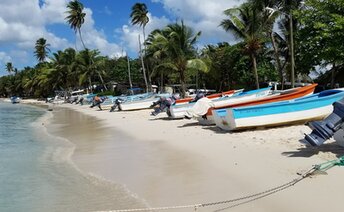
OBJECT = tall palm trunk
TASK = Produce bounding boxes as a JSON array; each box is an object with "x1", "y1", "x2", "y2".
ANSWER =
[
  {"x1": 88, "y1": 77, "x2": 93, "y2": 93},
  {"x1": 331, "y1": 63, "x2": 336, "y2": 88},
  {"x1": 74, "y1": 33, "x2": 78, "y2": 51},
  {"x1": 127, "y1": 56, "x2": 133, "y2": 89},
  {"x1": 251, "y1": 54, "x2": 259, "y2": 89},
  {"x1": 160, "y1": 71, "x2": 164, "y2": 92},
  {"x1": 180, "y1": 69, "x2": 186, "y2": 98},
  {"x1": 270, "y1": 32, "x2": 284, "y2": 89},
  {"x1": 97, "y1": 72, "x2": 107, "y2": 91},
  {"x1": 143, "y1": 26, "x2": 152, "y2": 90},
  {"x1": 78, "y1": 28, "x2": 86, "y2": 50},
  {"x1": 138, "y1": 35, "x2": 148, "y2": 92}
]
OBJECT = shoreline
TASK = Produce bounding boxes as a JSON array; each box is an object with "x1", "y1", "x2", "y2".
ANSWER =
[
  {"x1": 18, "y1": 100, "x2": 344, "y2": 211},
  {"x1": 34, "y1": 102, "x2": 150, "y2": 210}
]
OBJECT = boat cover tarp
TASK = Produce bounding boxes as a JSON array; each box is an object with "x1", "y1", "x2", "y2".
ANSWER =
[{"x1": 185, "y1": 97, "x2": 214, "y2": 118}]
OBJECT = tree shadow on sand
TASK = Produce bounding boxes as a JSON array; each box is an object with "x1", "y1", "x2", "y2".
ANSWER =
[
  {"x1": 149, "y1": 117, "x2": 182, "y2": 121},
  {"x1": 177, "y1": 123, "x2": 231, "y2": 134},
  {"x1": 177, "y1": 122, "x2": 202, "y2": 128},
  {"x1": 282, "y1": 141, "x2": 344, "y2": 158}
]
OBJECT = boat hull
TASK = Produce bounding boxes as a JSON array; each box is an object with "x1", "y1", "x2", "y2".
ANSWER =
[
  {"x1": 10, "y1": 97, "x2": 21, "y2": 104},
  {"x1": 169, "y1": 89, "x2": 238, "y2": 118},
  {"x1": 192, "y1": 87, "x2": 272, "y2": 125},
  {"x1": 120, "y1": 97, "x2": 159, "y2": 111},
  {"x1": 214, "y1": 89, "x2": 344, "y2": 131},
  {"x1": 206, "y1": 84, "x2": 317, "y2": 126}
]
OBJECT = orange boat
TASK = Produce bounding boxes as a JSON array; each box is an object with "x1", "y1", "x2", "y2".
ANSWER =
[
  {"x1": 175, "y1": 89, "x2": 238, "y2": 104},
  {"x1": 198, "y1": 83, "x2": 318, "y2": 125}
]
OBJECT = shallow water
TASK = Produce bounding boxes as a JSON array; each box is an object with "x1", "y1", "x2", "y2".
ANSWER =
[{"x1": 0, "y1": 102, "x2": 146, "y2": 212}]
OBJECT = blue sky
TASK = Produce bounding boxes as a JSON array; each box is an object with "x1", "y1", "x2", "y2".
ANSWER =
[{"x1": 0, "y1": 0, "x2": 244, "y2": 75}]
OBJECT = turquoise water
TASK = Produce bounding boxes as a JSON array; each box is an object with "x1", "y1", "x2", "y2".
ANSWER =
[{"x1": 0, "y1": 101, "x2": 145, "y2": 212}]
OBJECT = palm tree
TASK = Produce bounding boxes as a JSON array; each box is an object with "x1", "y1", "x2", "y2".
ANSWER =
[
  {"x1": 146, "y1": 21, "x2": 208, "y2": 97},
  {"x1": 130, "y1": 3, "x2": 149, "y2": 41},
  {"x1": 220, "y1": 3, "x2": 266, "y2": 89},
  {"x1": 65, "y1": 0, "x2": 86, "y2": 50},
  {"x1": 248, "y1": 0, "x2": 285, "y2": 88},
  {"x1": 34, "y1": 37, "x2": 50, "y2": 63},
  {"x1": 50, "y1": 48, "x2": 77, "y2": 90},
  {"x1": 5, "y1": 62, "x2": 14, "y2": 75},
  {"x1": 130, "y1": 3, "x2": 149, "y2": 91},
  {"x1": 76, "y1": 49, "x2": 106, "y2": 92},
  {"x1": 145, "y1": 29, "x2": 168, "y2": 92}
]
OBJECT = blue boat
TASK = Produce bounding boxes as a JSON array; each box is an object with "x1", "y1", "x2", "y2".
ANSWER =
[
  {"x1": 213, "y1": 89, "x2": 344, "y2": 131},
  {"x1": 10, "y1": 96, "x2": 21, "y2": 104},
  {"x1": 182, "y1": 87, "x2": 272, "y2": 124}
]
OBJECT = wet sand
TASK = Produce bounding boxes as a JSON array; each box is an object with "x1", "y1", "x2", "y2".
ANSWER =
[{"x1": 45, "y1": 103, "x2": 344, "y2": 212}]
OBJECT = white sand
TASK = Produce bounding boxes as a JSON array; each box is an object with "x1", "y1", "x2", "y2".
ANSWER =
[{"x1": 33, "y1": 101, "x2": 344, "y2": 211}]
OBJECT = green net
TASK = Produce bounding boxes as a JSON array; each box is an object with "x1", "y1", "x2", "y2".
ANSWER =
[
  {"x1": 336, "y1": 155, "x2": 344, "y2": 166},
  {"x1": 315, "y1": 155, "x2": 344, "y2": 171}
]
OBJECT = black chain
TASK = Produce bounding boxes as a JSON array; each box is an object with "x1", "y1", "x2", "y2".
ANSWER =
[{"x1": 201, "y1": 167, "x2": 316, "y2": 208}]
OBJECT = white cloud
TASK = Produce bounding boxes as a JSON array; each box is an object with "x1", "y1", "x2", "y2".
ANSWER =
[
  {"x1": 0, "y1": 52, "x2": 12, "y2": 64},
  {"x1": 41, "y1": 0, "x2": 69, "y2": 24},
  {"x1": 0, "y1": 52, "x2": 12, "y2": 75},
  {"x1": 120, "y1": 13, "x2": 170, "y2": 55},
  {"x1": 154, "y1": 0, "x2": 246, "y2": 44},
  {"x1": 80, "y1": 8, "x2": 122, "y2": 58},
  {"x1": 0, "y1": 0, "x2": 125, "y2": 67},
  {"x1": 120, "y1": 0, "x2": 245, "y2": 57},
  {"x1": 0, "y1": 0, "x2": 72, "y2": 67},
  {"x1": 0, "y1": 0, "x2": 248, "y2": 69}
]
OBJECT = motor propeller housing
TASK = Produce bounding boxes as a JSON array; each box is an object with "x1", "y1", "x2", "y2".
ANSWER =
[{"x1": 305, "y1": 98, "x2": 344, "y2": 146}]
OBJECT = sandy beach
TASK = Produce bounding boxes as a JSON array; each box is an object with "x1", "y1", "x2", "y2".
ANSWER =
[{"x1": 37, "y1": 101, "x2": 344, "y2": 212}]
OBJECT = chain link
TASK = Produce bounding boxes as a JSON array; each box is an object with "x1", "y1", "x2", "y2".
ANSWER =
[{"x1": 96, "y1": 167, "x2": 317, "y2": 212}]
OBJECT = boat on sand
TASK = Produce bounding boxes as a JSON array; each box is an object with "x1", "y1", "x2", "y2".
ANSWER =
[
  {"x1": 214, "y1": 88, "x2": 344, "y2": 131},
  {"x1": 203, "y1": 84, "x2": 317, "y2": 125}
]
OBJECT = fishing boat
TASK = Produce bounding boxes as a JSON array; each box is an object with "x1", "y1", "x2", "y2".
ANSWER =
[
  {"x1": 175, "y1": 90, "x2": 239, "y2": 105},
  {"x1": 206, "y1": 84, "x2": 317, "y2": 126},
  {"x1": 184, "y1": 86, "x2": 272, "y2": 124},
  {"x1": 100, "y1": 92, "x2": 154, "y2": 110},
  {"x1": 10, "y1": 96, "x2": 21, "y2": 104},
  {"x1": 169, "y1": 89, "x2": 242, "y2": 118},
  {"x1": 118, "y1": 93, "x2": 171, "y2": 111},
  {"x1": 214, "y1": 89, "x2": 344, "y2": 131}
]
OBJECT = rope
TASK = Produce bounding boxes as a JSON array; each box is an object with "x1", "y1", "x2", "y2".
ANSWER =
[
  {"x1": 201, "y1": 166, "x2": 315, "y2": 208},
  {"x1": 98, "y1": 204, "x2": 202, "y2": 212},
  {"x1": 97, "y1": 157, "x2": 344, "y2": 212}
]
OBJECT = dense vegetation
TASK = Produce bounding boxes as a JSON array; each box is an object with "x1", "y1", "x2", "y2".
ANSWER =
[{"x1": 1, "y1": 0, "x2": 343, "y2": 98}]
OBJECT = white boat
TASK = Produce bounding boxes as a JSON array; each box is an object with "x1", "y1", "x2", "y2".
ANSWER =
[
  {"x1": 214, "y1": 89, "x2": 344, "y2": 131},
  {"x1": 119, "y1": 96, "x2": 160, "y2": 111},
  {"x1": 185, "y1": 87, "x2": 272, "y2": 125},
  {"x1": 10, "y1": 96, "x2": 21, "y2": 104},
  {"x1": 169, "y1": 89, "x2": 241, "y2": 119},
  {"x1": 100, "y1": 92, "x2": 155, "y2": 110},
  {"x1": 118, "y1": 93, "x2": 171, "y2": 111},
  {"x1": 210, "y1": 84, "x2": 317, "y2": 128}
]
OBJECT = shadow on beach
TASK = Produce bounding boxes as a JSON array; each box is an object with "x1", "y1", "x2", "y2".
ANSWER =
[
  {"x1": 177, "y1": 122, "x2": 202, "y2": 128},
  {"x1": 149, "y1": 117, "x2": 179, "y2": 121},
  {"x1": 282, "y1": 142, "x2": 344, "y2": 158}
]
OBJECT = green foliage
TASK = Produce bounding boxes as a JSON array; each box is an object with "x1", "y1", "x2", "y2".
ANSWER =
[
  {"x1": 130, "y1": 3, "x2": 149, "y2": 28},
  {"x1": 201, "y1": 42, "x2": 247, "y2": 90},
  {"x1": 296, "y1": 0, "x2": 344, "y2": 67},
  {"x1": 65, "y1": 0, "x2": 86, "y2": 49},
  {"x1": 220, "y1": 2, "x2": 269, "y2": 88},
  {"x1": 96, "y1": 90, "x2": 115, "y2": 96},
  {"x1": 34, "y1": 38, "x2": 50, "y2": 63},
  {"x1": 145, "y1": 21, "x2": 206, "y2": 97},
  {"x1": 1, "y1": 0, "x2": 342, "y2": 98}
]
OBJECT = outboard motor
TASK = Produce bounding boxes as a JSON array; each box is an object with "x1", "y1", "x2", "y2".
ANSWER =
[
  {"x1": 110, "y1": 98, "x2": 125, "y2": 112},
  {"x1": 304, "y1": 98, "x2": 344, "y2": 146},
  {"x1": 189, "y1": 92, "x2": 205, "y2": 103}
]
